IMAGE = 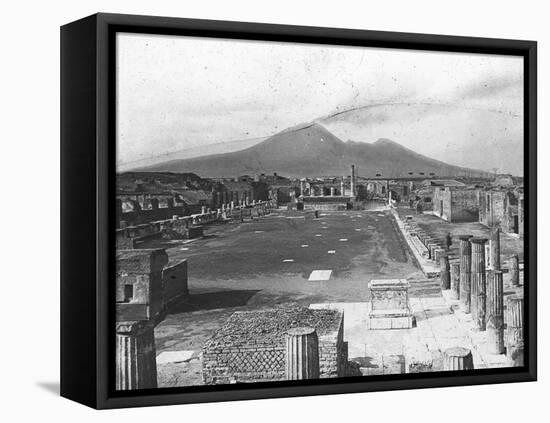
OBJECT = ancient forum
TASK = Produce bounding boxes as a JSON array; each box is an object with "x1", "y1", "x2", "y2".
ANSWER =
[{"x1": 114, "y1": 166, "x2": 524, "y2": 389}]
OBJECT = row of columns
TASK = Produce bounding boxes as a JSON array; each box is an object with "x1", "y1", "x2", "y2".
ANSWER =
[{"x1": 452, "y1": 230, "x2": 523, "y2": 363}]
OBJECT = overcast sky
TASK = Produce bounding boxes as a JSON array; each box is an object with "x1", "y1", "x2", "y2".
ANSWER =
[{"x1": 116, "y1": 32, "x2": 523, "y2": 173}]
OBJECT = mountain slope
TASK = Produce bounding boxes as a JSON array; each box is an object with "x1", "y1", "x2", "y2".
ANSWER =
[
  {"x1": 137, "y1": 123, "x2": 489, "y2": 178},
  {"x1": 320, "y1": 103, "x2": 523, "y2": 175}
]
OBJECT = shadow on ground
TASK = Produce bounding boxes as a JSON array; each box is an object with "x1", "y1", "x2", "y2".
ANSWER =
[
  {"x1": 168, "y1": 289, "x2": 262, "y2": 314},
  {"x1": 36, "y1": 381, "x2": 59, "y2": 396}
]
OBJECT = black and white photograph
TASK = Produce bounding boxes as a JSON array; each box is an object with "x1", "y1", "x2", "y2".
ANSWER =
[{"x1": 114, "y1": 32, "x2": 527, "y2": 390}]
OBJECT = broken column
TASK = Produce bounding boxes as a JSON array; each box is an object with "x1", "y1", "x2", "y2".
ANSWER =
[
  {"x1": 443, "y1": 347, "x2": 474, "y2": 370},
  {"x1": 450, "y1": 262, "x2": 460, "y2": 299},
  {"x1": 116, "y1": 320, "x2": 158, "y2": 390},
  {"x1": 440, "y1": 253, "x2": 450, "y2": 290},
  {"x1": 486, "y1": 270, "x2": 505, "y2": 354},
  {"x1": 470, "y1": 237, "x2": 488, "y2": 330},
  {"x1": 505, "y1": 295, "x2": 524, "y2": 366},
  {"x1": 489, "y1": 226, "x2": 501, "y2": 270},
  {"x1": 509, "y1": 255, "x2": 520, "y2": 287},
  {"x1": 458, "y1": 235, "x2": 473, "y2": 313},
  {"x1": 285, "y1": 327, "x2": 320, "y2": 380}
]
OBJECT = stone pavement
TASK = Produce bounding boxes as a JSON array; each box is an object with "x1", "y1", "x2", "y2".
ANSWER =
[{"x1": 310, "y1": 278, "x2": 512, "y2": 376}]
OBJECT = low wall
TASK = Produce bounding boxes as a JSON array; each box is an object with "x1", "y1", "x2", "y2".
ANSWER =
[
  {"x1": 115, "y1": 201, "x2": 273, "y2": 249},
  {"x1": 202, "y1": 307, "x2": 345, "y2": 385},
  {"x1": 119, "y1": 206, "x2": 185, "y2": 227}
]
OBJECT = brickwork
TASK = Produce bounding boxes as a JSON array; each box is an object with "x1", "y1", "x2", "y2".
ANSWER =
[{"x1": 202, "y1": 308, "x2": 345, "y2": 384}]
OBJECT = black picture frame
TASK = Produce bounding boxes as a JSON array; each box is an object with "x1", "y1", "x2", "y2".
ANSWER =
[{"x1": 60, "y1": 12, "x2": 537, "y2": 409}]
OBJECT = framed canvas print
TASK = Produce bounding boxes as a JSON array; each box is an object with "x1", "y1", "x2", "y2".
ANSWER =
[{"x1": 60, "y1": 13, "x2": 537, "y2": 409}]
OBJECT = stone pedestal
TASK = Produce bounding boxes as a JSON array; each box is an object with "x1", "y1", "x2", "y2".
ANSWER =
[
  {"x1": 470, "y1": 237, "x2": 488, "y2": 330},
  {"x1": 509, "y1": 255, "x2": 520, "y2": 287},
  {"x1": 367, "y1": 279, "x2": 414, "y2": 329},
  {"x1": 505, "y1": 295, "x2": 524, "y2": 366},
  {"x1": 115, "y1": 249, "x2": 168, "y2": 322},
  {"x1": 116, "y1": 321, "x2": 158, "y2": 390},
  {"x1": 440, "y1": 254, "x2": 450, "y2": 290},
  {"x1": 458, "y1": 235, "x2": 473, "y2": 313},
  {"x1": 486, "y1": 270, "x2": 505, "y2": 354},
  {"x1": 285, "y1": 327, "x2": 320, "y2": 380},
  {"x1": 450, "y1": 262, "x2": 460, "y2": 300},
  {"x1": 443, "y1": 347, "x2": 474, "y2": 370}
]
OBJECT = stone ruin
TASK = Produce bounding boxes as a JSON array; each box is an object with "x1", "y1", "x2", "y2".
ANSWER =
[
  {"x1": 115, "y1": 248, "x2": 189, "y2": 390},
  {"x1": 202, "y1": 307, "x2": 347, "y2": 385}
]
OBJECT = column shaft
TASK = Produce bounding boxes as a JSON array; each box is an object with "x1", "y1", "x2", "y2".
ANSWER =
[
  {"x1": 450, "y1": 262, "x2": 460, "y2": 300},
  {"x1": 470, "y1": 238, "x2": 488, "y2": 330},
  {"x1": 486, "y1": 270, "x2": 505, "y2": 354},
  {"x1": 458, "y1": 235, "x2": 473, "y2": 313},
  {"x1": 505, "y1": 295, "x2": 524, "y2": 366},
  {"x1": 443, "y1": 347, "x2": 474, "y2": 371},
  {"x1": 285, "y1": 327, "x2": 320, "y2": 380}
]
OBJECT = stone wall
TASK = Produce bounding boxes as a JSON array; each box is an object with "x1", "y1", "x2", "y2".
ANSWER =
[
  {"x1": 301, "y1": 196, "x2": 350, "y2": 211},
  {"x1": 449, "y1": 189, "x2": 479, "y2": 222},
  {"x1": 434, "y1": 188, "x2": 478, "y2": 222},
  {"x1": 479, "y1": 189, "x2": 521, "y2": 233},
  {"x1": 202, "y1": 307, "x2": 345, "y2": 385}
]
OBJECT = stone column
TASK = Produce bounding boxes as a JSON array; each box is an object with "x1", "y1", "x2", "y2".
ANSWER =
[
  {"x1": 470, "y1": 237, "x2": 488, "y2": 330},
  {"x1": 458, "y1": 235, "x2": 473, "y2": 313},
  {"x1": 505, "y1": 295, "x2": 524, "y2": 366},
  {"x1": 350, "y1": 164, "x2": 356, "y2": 197},
  {"x1": 518, "y1": 195, "x2": 524, "y2": 239},
  {"x1": 440, "y1": 253, "x2": 450, "y2": 290},
  {"x1": 116, "y1": 321, "x2": 157, "y2": 390},
  {"x1": 285, "y1": 327, "x2": 320, "y2": 380},
  {"x1": 330, "y1": 187, "x2": 335, "y2": 197},
  {"x1": 486, "y1": 270, "x2": 505, "y2": 354},
  {"x1": 320, "y1": 186, "x2": 325, "y2": 197},
  {"x1": 340, "y1": 178, "x2": 345, "y2": 196},
  {"x1": 443, "y1": 347, "x2": 474, "y2": 370},
  {"x1": 300, "y1": 180, "x2": 305, "y2": 197},
  {"x1": 450, "y1": 262, "x2": 460, "y2": 300},
  {"x1": 489, "y1": 227, "x2": 501, "y2": 270},
  {"x1": 509, "y1": 255, "x2": 520, "y2": 287}
]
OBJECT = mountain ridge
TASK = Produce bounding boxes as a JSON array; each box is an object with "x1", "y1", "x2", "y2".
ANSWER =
[{"x1": 136, "y1": 122, "x2": 489, "y2": 179}]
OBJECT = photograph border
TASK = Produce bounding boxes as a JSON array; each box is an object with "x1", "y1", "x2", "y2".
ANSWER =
[{"x1": 60, "y1": 12, "x2": 537, "y2": 409}]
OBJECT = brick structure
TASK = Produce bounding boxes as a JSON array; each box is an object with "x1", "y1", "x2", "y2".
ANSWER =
[{"x1": 202, "y1": 308, "x2": 345, "y2": 385}]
